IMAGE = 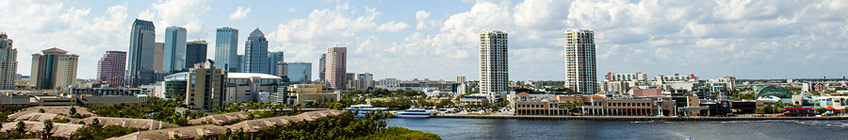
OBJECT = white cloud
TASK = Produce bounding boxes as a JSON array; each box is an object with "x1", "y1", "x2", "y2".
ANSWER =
[
  {"x1": 415, "y1": 10, "x2": 440, "y2": 30},
  {"x1": 229, "y1": 7, "x2": 251, "y2": 20},
  {"x1": 149, "y1": 0, "x2": 210, "y2": 36},
  {"x1": 377, "y1": 21, "x2": 409, "y2": 32}
]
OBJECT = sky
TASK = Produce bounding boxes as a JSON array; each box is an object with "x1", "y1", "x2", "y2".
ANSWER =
[{"x1": 0, "y1": 0, "x2": 846, "y2": 81}]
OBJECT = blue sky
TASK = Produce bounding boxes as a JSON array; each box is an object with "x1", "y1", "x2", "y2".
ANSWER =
[{"x1": 1, "y1": 0, "x2": 846, "y2": 81}]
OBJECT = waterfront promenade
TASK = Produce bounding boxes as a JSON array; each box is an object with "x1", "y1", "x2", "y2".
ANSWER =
[{"x1": 435, "y1": 114, "x2": 848, "y2": 121}]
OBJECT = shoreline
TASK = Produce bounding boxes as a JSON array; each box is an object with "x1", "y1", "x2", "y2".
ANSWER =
[{"x1": 432, "y1": 115, "x2": 848, "y2": 121}]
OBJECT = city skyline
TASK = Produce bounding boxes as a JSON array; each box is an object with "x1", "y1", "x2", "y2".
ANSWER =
[{"x1": 0, "y1": 0, "x2": 846, "y2": 80}]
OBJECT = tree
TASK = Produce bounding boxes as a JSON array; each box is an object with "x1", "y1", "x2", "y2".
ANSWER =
[
  {"x1": 43, "y1": 120, "x2": 53, "y2": 133},
  {"x1": 38, "y1": 109, "x2": 45, "y2": 113},
  {"x1": 15, "y1": 120, "x2": 25, "y2": 133},
  {"x1": 69, "y1": 107, "x2": 77, "y2": 116}
]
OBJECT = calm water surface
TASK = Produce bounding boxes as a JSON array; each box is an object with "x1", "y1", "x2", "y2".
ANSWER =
[{"x1": 387, "y1": 118, "x2": 848, "y2": 140}]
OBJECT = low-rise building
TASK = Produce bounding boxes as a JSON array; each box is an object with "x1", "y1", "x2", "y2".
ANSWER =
[{"x1": 76, "y1": 95, "x2": 148, "y2": 107}]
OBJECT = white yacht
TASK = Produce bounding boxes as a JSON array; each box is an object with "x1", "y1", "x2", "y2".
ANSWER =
[
  {"x1": 394, "y1": 108, "x2": 432, "y2": 118},
  {"x1": 346, "y1": 104, "x2": 388, "y2": 118}
]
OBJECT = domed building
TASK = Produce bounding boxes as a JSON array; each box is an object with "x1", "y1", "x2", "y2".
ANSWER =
[{"x1": 756, "y1": 86, "x2": 794, "y2": 98}]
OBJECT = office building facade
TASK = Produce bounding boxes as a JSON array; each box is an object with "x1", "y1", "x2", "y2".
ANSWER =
[
  {"x1": 31, "y1": 48, "x2": 78, "y2": 89},
  {"x1": 479, "y1": 30, "x2": 509, "y2": 95},
  {"x1": 564, "y1": 29, "x2": 597, "y2": 94},
  {"x1": 163, "y1": 26, "x2": 187, "y2": 73},
  {"x1": 215, "y1": 27, "x2": 239, "y2": 72},
  {"x1": 244, "y1": 28, "x2": 268, "y2": 74},
  {"x1": 97, "y1": 51, "x2": 126, "y2": 87},
  {"x1": 285, "y1": 62, "x2": 312, "y2": 84},
  {"x1": 267, "y1": 51, "x2": 283, "y2": 76},
  {"x1": 126, "y1": 19, "x2": 157, "y2": 87},
  {"x1": 318, "y1": 53, "x2": 326, "y2": 82},
  {"x1": 185, "y1": 40, "x2": 208, "y2": 70},
  {"x1": 326, "y1": 47, "x2": 347, "y2": 89}
]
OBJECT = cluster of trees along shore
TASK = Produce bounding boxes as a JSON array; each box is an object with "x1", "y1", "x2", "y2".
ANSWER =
[{"x1": 0, "y1": 98, "x2": 440, "y2": 140}]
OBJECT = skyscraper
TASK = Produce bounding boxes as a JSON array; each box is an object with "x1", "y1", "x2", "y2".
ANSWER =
[
  {"x1": 163, "y1": 26, "x2": 187, "y2": 73},
  {"x1": 97, "y1": 51, "x2": 126, "y2": 87},
  {"x1": 0, "y1": 33, "x2": 17, "y2": 90},
  {"x1": 267, "y1": 51, "x2": 284, "y2": 76},
  {"x1": 185, "y1": 40, "x2": 208, "y2": 70},
  {"x1": 564, "y1": 29, "x2": 597, "y2": 94},
  {"x1": 127, "y1": 19, "x2": 156, "y2": 87},
  {"x1": 153, "y1": 42, "x2": 164, "y2": 73},
  {"x1": 31, "y1": 48, "x2": 78, "y2": 89},
  {"x1": 479, "y1": 30, "x2": 509, "y2": 95},
  {"x1": 318, "y1": 53, "x2": 326, "y2": 82},
  {"x1": 285, "y1": 62, "x2": 312, "y2": 84},
  {"x1": 244, "y1": 28, "x2": 268, "y2": 74},
  {"x1": 215, "y1": 27, "x2": 239, "y2": 72},
  {"x1": 326, "y1": 47, "x2": 347, "y2": 89},
  {"x1": 235, "y1": 55, "x2": 244, "y2": 72}
]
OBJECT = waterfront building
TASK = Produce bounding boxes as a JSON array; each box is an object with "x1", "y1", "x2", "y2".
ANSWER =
[
  {"x1": 30, "y1": 48, "x2": 78, "y2": 90},
  {"x1": 97, "y1": 51, "x2": 126, "y2": 87},
  {"x1": 127, "y1": 19, "x2": 157, "y2": 87},
  {"x1": 163, "y1": 26, "x2": 187, "y2": 73},
  {"x1": 214, "y1": 27, "x2": 239, "y2": 72},
  {"x1": 185, "y1": 40, "x2": 208, "y2": 70},
  {"x1": 582, "y1": 96, "x2": 666, "y2": 116},
  {"x1": 267, "y1": 51, "x2": 283, "y2": 76},
  {"x1": 0, "y1": 33, "x2": 18, "y2": 90},
  {"x1": 326, "y1": 47, "x2": 347, "y2": 89},
  {"x1": 153, "y1": 42, "x2": 164, "y2": 73},
  {"x1": 185, "y1": 60, "x2": 227, "y2": 112},
  {"x1": 564, "y1": 29, "x2": 597, "y2": 94},
  {"x1": 318, "y1": 53, "x2": 326, "y2": 82},
  {"x1": 705, "y1": 76, "x2": 736, "y2": 93},
  {"x1": 285, "y1": 62, "x2": 312, "y2": 84},
  {"x1": 479, "y1": 30, "x2": 509, "y2": 96},
  {"x1": 244, "y1": 28, "x2": 268, "y2": 74}
]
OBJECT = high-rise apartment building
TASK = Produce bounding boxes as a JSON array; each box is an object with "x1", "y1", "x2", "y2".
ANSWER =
[
  {"x1": 0, "y1": 33, "x2": 17, "y2": 90},
  {"x1": 185, "y1": 40, "x2": 208, "y2": 70},
  {"x1": 285, "y1": 62, "x2": 312, "y2": 84},
  {"x1": 564, "y1": 29, "x2": 597, "y2": 94},
  {"x1": 214, "y1": 27, "x2": 239, "y2": 72},
  {"x1": 318, "y1": 53, "x2": 326, "y2": 82},
  {"x1": 326, "y1": 47, "x2": 347, "y2": 89},
  {"x1": 479, "y1": 30, "x2": 509, "y2": 95},
  {"x1": 127, "y1": 19, "x2": 156, "y2": 87},
  {"x1": 163, "y1": 26, "x2": 187, "y2": 73},
  {"x1": 185, "y1": 60, "x2": 227, "y2": 111},
  {"x1": 31, "y1": 48, "x2": 78, "y2": 89},
  {"x1": 244, "y1": 28, "x2": 268, "y2": 74},
  {"x1": 267, "y1": 51, "x2": 283, "y2": 76},
  {"x1": 97, "y1": 51, "x2": 126, "y2": 87}
]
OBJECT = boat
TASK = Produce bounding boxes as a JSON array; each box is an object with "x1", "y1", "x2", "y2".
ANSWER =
[
  {"x1": 393, "y1": 108, "x2": 432, "y2": 118},
  {"x1": 345, "y1": 104, "x2": 388, "y2": 118}
]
